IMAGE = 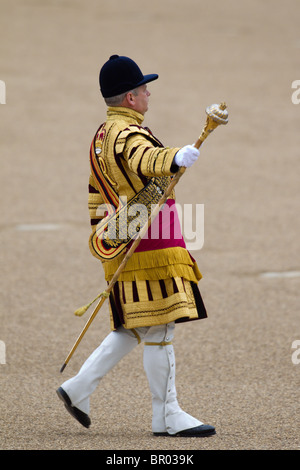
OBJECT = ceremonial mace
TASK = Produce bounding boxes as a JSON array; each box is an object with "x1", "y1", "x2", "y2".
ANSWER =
[{"x1": 60, "y1": 102, "x2": 229, "y2": 373}]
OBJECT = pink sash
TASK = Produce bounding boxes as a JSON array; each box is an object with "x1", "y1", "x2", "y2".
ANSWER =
[{"x1": 133, "y1": 199, "x2": 186, "y2": 252}]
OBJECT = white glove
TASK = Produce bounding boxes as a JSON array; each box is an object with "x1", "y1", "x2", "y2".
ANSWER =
[{"x1": 174, "y1": 145, "x2": 200, "y2": 168}]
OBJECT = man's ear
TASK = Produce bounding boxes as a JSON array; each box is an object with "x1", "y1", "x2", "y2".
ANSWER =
[{"x1": 126, "y1": 91, "x2": 135, "y2": 107}]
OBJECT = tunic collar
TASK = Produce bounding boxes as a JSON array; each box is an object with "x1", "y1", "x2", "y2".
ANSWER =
[{"x1": 106, "y1": 106, "x2": 144, "y2": 126}]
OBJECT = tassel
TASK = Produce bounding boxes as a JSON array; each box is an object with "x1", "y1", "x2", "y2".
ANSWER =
[{"x1": 74, "y1": 291, "x2": 110, "y2": 317}]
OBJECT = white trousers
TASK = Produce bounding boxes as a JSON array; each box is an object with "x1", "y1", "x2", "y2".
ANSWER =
[{"x1": 60, "y1": 322, "x2": 202, "y2": 434}]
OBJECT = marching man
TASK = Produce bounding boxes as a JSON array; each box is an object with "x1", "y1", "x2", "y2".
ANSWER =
[{"x1": 57, "y1": 55, "x2": 216, "y2": 437}]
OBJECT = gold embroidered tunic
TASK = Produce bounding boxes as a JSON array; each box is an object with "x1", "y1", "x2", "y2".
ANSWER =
[{"x1": 88, "y1": 107, "x2": 207, "y2": 330}]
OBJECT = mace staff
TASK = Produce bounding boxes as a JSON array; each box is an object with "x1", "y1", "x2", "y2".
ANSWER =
[{"x1": 60, "y1": 102, "x2": 229, "y2": 373}]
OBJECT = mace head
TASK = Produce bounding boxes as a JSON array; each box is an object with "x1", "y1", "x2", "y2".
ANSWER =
[{"x1": 206, "y1": 102, "x2": 229, "y2": 125}]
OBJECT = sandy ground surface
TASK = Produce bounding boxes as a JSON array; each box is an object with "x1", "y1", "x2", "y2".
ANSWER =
[{"x1": 0, "y1": 0, "x2": 299, "y2": 453}]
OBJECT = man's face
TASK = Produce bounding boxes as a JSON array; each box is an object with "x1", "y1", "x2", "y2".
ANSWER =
[{"x1": 132, "y1": 85, "x2": 150, "y2": 115}]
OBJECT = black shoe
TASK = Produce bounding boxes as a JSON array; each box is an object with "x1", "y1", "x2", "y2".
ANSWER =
[
  {"x1": 56, "y1": 386, "x2": 91, "y2": 428},
  {"x1": 154, "y1": 424, "x2": 216, "y2": 437}
]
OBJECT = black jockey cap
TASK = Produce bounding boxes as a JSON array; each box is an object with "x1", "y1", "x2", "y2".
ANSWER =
[{"x1": 99, "y1": 55, "x2": 158, "y2": 98}]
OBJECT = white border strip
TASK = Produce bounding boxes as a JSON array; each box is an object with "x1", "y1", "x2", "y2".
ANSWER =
[
  {"x1": 16, "y1": 224, "x2": 62, "y2": 231},
  {"x1": 260, "y1": 271, "x2": 300, "y2": 279}
]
